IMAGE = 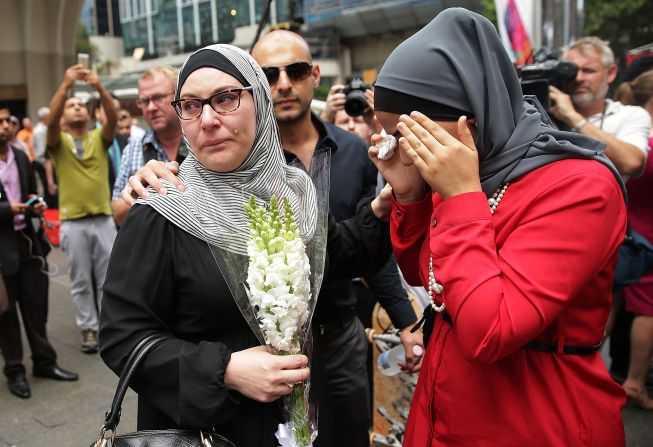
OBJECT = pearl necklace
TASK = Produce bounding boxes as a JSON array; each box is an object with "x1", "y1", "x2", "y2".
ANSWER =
[{"x1": 428, "y1": 184, "x2": 509, "y2": 312}]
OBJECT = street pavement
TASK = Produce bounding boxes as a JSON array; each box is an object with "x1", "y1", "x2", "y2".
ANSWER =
[
  {"x1": 0, "y1": 247, "x2": 652, "y2": 446},
  {"x1": 0, "y1": 248, "x2": 137, "y2": 447}
]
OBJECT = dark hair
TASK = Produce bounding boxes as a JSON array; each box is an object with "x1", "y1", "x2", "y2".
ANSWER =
[
  {"x1": 0, "y1": 102, "x2": 10, "y2": 113},
  {"x1": 622, "y1": 56, "x2": 653, "y2": 83}
]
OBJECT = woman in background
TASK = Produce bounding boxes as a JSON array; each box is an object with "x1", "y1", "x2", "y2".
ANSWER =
[{"x1": 615, "y1": 69, "x2": 653, "y2": 410}]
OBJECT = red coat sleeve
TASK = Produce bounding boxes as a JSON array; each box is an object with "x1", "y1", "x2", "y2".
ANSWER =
[
  {"x1": 430, "y1": 170, "x2": 625, "y2": 363},
  {"x1": 390, "y1": 193, "x2": 432, "y2": 286}
]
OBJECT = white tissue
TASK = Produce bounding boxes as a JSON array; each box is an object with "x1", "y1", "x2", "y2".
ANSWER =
[{"x1": 377, "y1": 129, "x2": 397, "y2": 160}]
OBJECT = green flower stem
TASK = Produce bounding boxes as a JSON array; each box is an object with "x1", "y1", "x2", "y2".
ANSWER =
[{"x1": 288, "y1": 383, "x2": 311, "y2": 447}]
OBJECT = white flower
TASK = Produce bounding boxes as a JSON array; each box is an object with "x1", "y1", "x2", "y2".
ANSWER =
[{"x1": 244, "y1": 195, "x2": 312, "y2": 354}]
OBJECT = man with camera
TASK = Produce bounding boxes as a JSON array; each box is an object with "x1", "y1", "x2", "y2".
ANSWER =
[
  {"x1": 321, "y1": 81, "x2": 377, "y2": 144},
  {"x1": 250, "y1": 30, "x2": 421, "y2": 447},
  {"x1": 549, "y1": 36, "x2": 651, "y2": 179}
]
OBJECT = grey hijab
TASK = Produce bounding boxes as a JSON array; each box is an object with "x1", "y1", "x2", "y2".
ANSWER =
[
  {"x1": 374, "y1": 8, "x2": 625, "y2": 197},
  {"x1": 139, "y1": 44, "x2": 317, "y2": 255}
]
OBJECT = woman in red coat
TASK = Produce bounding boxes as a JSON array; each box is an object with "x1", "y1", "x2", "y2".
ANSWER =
[{"x1": 369, "y1": 8, "x2": 627, "y2": 446}]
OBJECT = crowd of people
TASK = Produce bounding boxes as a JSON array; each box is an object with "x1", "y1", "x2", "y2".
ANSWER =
[{"x1": 1, "y1": 6, "x2": 652, "y2": 446}]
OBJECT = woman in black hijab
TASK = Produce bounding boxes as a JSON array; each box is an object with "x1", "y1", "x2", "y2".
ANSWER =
[
  {"x1": 99, "y1": 44, "x2": 391, "y2": 446},
  {"x1": 370, "y1": 8, "x2": 627, "y2": 446}
]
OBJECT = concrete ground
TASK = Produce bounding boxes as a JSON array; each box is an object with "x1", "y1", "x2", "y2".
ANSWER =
[
  {"x1": 0, "y1": 248, "x2": 651, "y2": 446},
  {"x1": 0, "y1": 248, "x2": 137, "y2": 447}
]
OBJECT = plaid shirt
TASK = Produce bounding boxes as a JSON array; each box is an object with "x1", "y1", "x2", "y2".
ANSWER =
[{"x1": 112, "y1": 130, "x2": 187, "y2": 200}]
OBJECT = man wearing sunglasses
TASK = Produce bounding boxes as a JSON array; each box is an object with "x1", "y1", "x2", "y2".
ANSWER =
[
  {"x1": 252, "y1": 31, "x2": 421, "y2": 447},
  {"x1": 111, "y1": 67, "x2": 188, "y2": 226}
]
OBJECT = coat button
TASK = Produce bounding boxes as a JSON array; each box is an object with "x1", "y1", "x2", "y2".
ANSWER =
[
  {"x1": 395, "y1": 210, "x2": 402, "y2": 216},
  {"x1": 431, "y1": 219, "x2": 437, "y2": 227}
]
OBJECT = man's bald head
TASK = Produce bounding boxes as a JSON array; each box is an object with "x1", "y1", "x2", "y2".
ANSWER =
[
  {"x1": 251, "y1": 30, "x2": 312, "y2": 63},
  {"x1": 251, "y1": 30, "x2": 319, "y2": 124}
]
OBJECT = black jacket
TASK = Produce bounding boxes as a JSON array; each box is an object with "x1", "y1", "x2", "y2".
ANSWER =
[
  {"x1": 0, "y1": 146, "x2": 42, "y2": 276},
  {"x1": 99, "y1": 201, "x2": 392, "y2": 446}
]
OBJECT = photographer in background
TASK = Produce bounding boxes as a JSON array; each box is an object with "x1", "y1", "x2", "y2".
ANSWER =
[
  {"x1": 549, "y1": 38, "x2": 651, "y2": 385},
  {"x1": 321, "y1": 79, "x2": 377, "y2": 144},
  {"x1": 321, "y1": 78, "x2": 423, "y2": 422},
  {"x1": 549, "y1": 37, "x2": 651, "y2": 179}
]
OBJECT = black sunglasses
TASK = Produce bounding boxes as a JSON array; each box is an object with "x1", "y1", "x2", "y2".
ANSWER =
[{"x1": 261, "y1": 62, "x2": 313, "y2": 85}]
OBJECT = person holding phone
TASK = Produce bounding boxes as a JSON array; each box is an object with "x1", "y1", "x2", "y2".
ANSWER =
[
  {"x1": 0, "y1": 102, "x2": 78, "y2": 399},
  {"x1": 46, "y1": 64, "x2": 118, "y2": 354}
]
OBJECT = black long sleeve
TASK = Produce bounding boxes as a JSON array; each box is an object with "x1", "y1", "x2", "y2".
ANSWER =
[
  {"x1": 100, "y1": 205, "x2": 279, "y2": 446},
  {"x1": 366, "y1": 254, "x2": 417, "y2": 330},
  {"x1": 325, "y1": 197, "x2": 391, "y2": 279}
]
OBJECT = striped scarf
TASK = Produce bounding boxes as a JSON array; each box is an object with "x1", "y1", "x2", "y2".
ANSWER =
[{"x1": 138, "y1": 44, "x2": 317, "y2": 255}]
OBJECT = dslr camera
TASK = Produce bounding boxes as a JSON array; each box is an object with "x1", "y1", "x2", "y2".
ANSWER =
[
  {"x1": 517, "y1": 48, "x2": 578, "y2": 110},
  {"x1": 342, "y1": 78, "x2": 372, "y2": 117}
]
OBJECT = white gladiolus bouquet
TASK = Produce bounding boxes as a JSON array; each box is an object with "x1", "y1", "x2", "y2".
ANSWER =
[
  {"x1": 206, "y1": 150, "x2": 329, "y2": 447},
  {"x1": 244, "y1": 195, "x2": 315, "y2": 447}
]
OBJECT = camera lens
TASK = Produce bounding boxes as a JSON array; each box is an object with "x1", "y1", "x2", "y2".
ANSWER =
[{"x1": 345, "y1": 90, "x2": 368, "y2": 117}]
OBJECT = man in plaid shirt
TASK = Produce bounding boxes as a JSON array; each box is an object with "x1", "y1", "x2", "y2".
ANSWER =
[{"x1": 111, "y1": 66, "x2": 188, "y2": 225}]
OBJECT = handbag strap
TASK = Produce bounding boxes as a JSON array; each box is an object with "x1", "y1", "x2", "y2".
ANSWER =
[{"x1": 103, "y1": 333, "x2": 166, "y2": 431}]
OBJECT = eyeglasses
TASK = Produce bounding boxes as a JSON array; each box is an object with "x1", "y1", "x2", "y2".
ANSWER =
[
  {"x1": 136, "y1": 92, "x2": 173, "y2": 108},
  {"x1": 261, "y1": 62, "x2": 313, "y2": 85},
  {"x1": 171, "y1": 87, "x2": 254, "y2": 120}
]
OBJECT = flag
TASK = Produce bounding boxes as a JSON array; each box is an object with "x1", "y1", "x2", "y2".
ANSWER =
[{"x1": 504, "y1": 0, "x2": 533, "y2": 64}]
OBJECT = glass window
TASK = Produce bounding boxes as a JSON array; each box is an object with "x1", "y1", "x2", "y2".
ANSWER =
[
  {"x1": 199, "y1": 2, "x2": 214, "y2": 45},
  {"x1": 275, "y1": 0, "x2": 290, "y2": 23}
]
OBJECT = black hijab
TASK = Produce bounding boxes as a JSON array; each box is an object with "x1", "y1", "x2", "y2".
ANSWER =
[{"x1": 374, "y1": 8, "x2": 625, "y2": 197}]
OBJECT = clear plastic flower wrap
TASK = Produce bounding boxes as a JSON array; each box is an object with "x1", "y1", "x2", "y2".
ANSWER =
[{"x1": 207, "y1": 148, "x2": 330, "y2": 447}]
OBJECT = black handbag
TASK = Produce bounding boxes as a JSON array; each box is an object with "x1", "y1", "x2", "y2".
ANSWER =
[
  {"x1": 92, "y1": 334, "x2": 235, "y2": 447},
  {"x1": 614, "y1": 227, "x2": 653, "y2": 290}
]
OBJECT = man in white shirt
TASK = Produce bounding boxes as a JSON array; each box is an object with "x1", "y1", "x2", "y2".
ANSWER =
[{"x1": 549, "y1": 36, "x2": 651, "y2": 180}]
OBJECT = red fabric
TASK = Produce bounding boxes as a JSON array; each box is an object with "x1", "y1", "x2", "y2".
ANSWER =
[
  {"x1": 392, "y1": 159, "x2": 627, "y2": 446},
  {"x1": 42, "y1": 209, "x2": 60, "y2": 246},
  {"x1": 625, "y1": 136, "x2": 653, "y2": 316}
]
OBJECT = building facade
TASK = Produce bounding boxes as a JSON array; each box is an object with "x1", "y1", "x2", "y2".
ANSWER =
[
  {"x1": 0, "y1": 0, "x2": 85, "y2": 119},
  {"x1": 118, "y1": 0, "x2": 292, "y2": 59}
]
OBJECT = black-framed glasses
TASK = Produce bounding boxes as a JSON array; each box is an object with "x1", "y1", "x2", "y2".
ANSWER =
[
  {"x1": 136, "y1": 92, "x2": 173, "y2": 108},
  {"x1": 171, "y1": 86, "x2": 254, "y2": 120},
  {"x1": 261, "y1": 62, "x2": 313, "y2": 85}
]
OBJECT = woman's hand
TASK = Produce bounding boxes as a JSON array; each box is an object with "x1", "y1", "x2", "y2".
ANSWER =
[
  {"x1": 120, "y1": 160, "x2": 184, "y2": 206},
  {"x1": 397, "y1": 112, "x2": 481, "y2": 200},
  {"x1": 369, "y1": 134, "x2": 428, "y2": 204},
  {"x1": 224, "y1": 345, "x2": 310, "y2": 403}
]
